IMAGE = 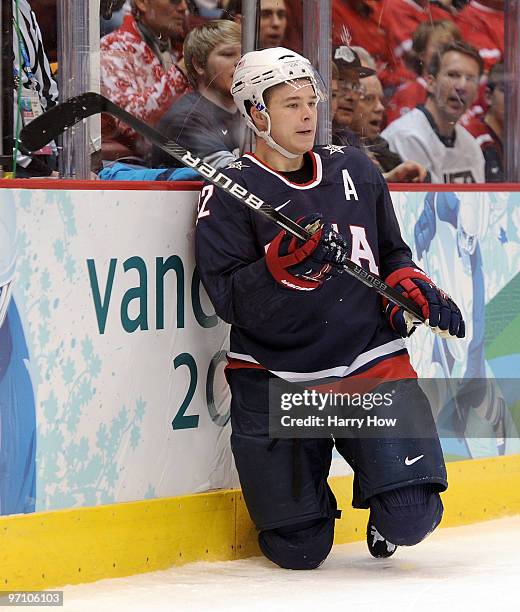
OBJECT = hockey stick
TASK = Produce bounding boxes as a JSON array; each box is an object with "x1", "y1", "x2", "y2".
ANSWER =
[{"x1": 20, "y1": 92, "x2": 425, "y2": 322}]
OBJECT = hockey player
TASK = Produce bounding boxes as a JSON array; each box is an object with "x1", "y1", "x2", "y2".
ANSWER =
[{"x1": 195, "y1": 47, "x2": 465, "y2": 569}]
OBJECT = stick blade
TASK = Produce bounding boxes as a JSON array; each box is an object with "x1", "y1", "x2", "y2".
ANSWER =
[{"x1": 20, "y1": 92, "x2": 104, "y2": 152}]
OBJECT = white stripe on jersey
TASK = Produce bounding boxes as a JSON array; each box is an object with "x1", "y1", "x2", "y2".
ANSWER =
[{"x1": 228, "y1": 338, "x2": 407, "y2": 382}]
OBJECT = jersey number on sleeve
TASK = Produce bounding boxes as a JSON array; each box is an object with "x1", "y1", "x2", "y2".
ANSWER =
[{"x1": 196, "y1": 185, "x2": 214, "y2": 223}]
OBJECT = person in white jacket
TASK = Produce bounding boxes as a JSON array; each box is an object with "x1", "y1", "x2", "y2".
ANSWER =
[{"x1": 382, "y1": 40, "x2": 485, "y2": 184}]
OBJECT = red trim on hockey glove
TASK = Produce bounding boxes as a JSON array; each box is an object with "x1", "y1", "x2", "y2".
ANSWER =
[
  {"x1": 266, "y1": 228, "x2": 323, "y2": 291},
  {"x1": 383, "y1": 267, "x2": 434, "y2": 321}
]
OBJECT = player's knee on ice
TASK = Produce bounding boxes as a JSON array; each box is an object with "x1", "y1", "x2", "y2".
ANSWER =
[
  {"x1": 369, "y1": 484, "x2": 443, "y2": 546},
  {"x1": 259, "y1": 517, "x2": 335, "y2": 570}
]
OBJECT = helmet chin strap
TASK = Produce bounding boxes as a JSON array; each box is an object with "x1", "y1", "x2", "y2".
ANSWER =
[{"x1": 257, "y1": 111, "x2": 300, "y2": 160}]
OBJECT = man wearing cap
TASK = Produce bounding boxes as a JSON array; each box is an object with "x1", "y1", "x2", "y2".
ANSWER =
[
  {"x1": 332, "y1": 45, "x2": 375, "y2": 144},
  {"x1": 332, "y1": 46, "x2": 428, "y2": 183}
]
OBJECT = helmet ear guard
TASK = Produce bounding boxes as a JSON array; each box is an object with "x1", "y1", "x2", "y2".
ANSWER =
[{"x1": 231, "y1": 47, "x2": 327, "y2": 159}]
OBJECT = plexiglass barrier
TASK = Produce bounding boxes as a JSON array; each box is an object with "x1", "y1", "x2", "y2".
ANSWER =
[{"x1": 0, "y1": 0, "x2": 516, "y2": 183}]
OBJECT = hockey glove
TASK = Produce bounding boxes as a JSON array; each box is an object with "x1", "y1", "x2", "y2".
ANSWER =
[
  {"x1": 266, "y1": 213, "x2": 350, "y2": 291},
  {"x1": 383, "y1": 267, "x2": 465, "y2": 339}
]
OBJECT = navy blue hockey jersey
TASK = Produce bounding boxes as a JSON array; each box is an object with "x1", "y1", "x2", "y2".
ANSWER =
[{"x1": 195, "y1": 145, "x2": 417, "y2": 382}]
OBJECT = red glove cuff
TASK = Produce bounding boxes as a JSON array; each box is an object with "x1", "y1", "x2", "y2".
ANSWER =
[
  {"x1": 266, "y1": 228, "x2": 323, "y2": 291},
  {"x1": 383, "y1": 266, "x2": 434, "y2": 322}
]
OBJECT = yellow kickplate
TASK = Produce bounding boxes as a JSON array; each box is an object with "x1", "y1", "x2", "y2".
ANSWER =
[
  {"x1": 1, "y1": 454, "x2": 519, "y2": 590},
  {"x1": 0, "y1": 491, "x2": 236, "y2": 590}
]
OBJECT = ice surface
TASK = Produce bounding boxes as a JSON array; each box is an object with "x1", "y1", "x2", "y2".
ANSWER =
[{"x1": 60, "y1": 516, "x2": 520, "y2": 612}]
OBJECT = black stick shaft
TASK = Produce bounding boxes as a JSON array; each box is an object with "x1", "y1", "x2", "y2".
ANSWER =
[{"x1": 20, "y1": 92, "x2": 425, "y2": 322}]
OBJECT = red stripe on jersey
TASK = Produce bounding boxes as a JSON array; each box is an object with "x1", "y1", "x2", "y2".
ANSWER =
[
  {"x1": 225, "y1": 353, "x2": 417, "y2": 389},
  {"x1": 225, "y1": 358, "x2": 265, "y2": 371},
  {"x1": 312, "y1": 354, "x2": 417, "y2": 396}
]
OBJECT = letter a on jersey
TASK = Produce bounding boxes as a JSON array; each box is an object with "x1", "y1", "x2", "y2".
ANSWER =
[
  {"x1": 350, "y1": 225, "x2": 379, "y2": 274},
  {"x1": 342, "y1": 169, "x2": 359, "y2": 201}
]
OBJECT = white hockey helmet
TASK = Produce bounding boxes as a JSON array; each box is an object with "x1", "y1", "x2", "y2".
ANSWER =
[
  {"x1": 0, "y1": 191, "x2": 17, "y2": 327},
  {"x1": 231, "y1": 47, "x2": 326, "y2": 158}
]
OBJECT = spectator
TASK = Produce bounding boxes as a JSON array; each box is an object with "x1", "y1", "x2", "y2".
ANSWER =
[
  {"x1": 382, "y1": 41, "x2": 485, "y2": 183},
  {"x1": 259, "y1": 0, "x2": 287, "y2": 49},
  {"x1": 332, "y1": 45, "x2": 374, "y2": 137},
  {"x1": 12, "y1": 0, "x2": 59, "y2": 177},
  {"x1": 330, "y1": 58, "x2": 361, "y2": 148},
  {"x1": 332, "y1": 47, "x2": 427, "y2": 183},
  {"x1": 100, "y1": 0, "x2": 190, "y2": 161},
  {"x1": 332, "y1": 1, "x2": 395, "y2": 88},
  {"x1": 386, "y1": 20, "x2": 461, "y2": 125},
  {"x1": 463, "y1": 62, "x2": 504, "y2": 182},
  {"x1": 455, "y1": 0, "x2": 504, "y2": 132},
  {"x1": 379, "y1": 0, "x2": 454, "y2": 89},
  {"x1": 152, "y1": 20, "x2": 242, "y2": 170},
  {"x1": 222, "y1": 0, "x2": 303, "y2": 52},
  {"x1": 350, "y1": 74, "x2": 403, "y2": 173},
  {"x1": 350, "y1": 45, "x2": 377, "y2": 71},
  {"x1": 456, "y1": 0, "x2": 504, "y2": 73}
]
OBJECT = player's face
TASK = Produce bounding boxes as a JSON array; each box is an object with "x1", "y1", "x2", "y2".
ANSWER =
[
  {"x1": 136, "y1": 0, "x2": 188, "y2": 40},
  {"x1": 203, "y1": 42, "x2": 242, "y2": 99},
  {"x1": 334, "y1": 70, "x2": 362, "y2": 127},
  {"x1": 428, "y1": 51, "x2": 480, "y2": 123},
  {"x1": 350, "y1": 75, "x2": 385, "y2": 140},
  {"x1": 259, "y1": 0, "x2": 287, "y2": 48},
  {"x1": 267, "y1": 81, "x2": 318, "y2": 154}
]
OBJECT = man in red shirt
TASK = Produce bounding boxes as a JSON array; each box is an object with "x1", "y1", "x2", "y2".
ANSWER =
[
  {"x1": 332, "y1": 1, "x2": 395, "y2": 85},
  {"x1": 462, "y1": 61, "x2": 504, "y2": 181},
  {"x1": 456, "y1": 1, "x2": 504, "y2": 73},
  {"x1": 379, "y1": 0, "x2": 454, "y2": 88}
]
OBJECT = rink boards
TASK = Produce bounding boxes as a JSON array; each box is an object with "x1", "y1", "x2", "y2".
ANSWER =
[
  {"x1": 2, "y1": 455, "x2": 520, "y2": 590},
  {"x1": 0, "y1": 181, "x2": 519, "y2": 588}
]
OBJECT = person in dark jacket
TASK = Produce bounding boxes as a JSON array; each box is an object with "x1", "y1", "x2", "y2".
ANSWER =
[{"x1": 152, "y1": 19, "x2": 242, "y2": 169}]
